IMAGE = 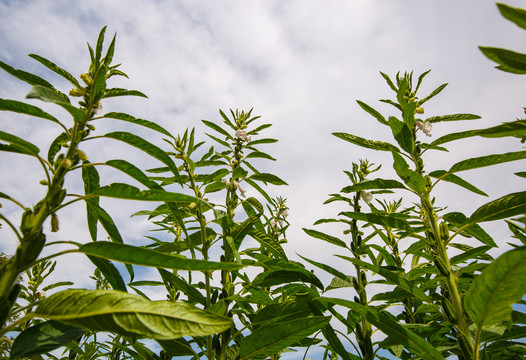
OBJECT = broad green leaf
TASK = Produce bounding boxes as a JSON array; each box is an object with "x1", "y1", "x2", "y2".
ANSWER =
[
  {"x1": 244, "y1": 151, "x2": 276, "y2": 161},
  {"x1": 498, "y1": 3, "x2": 526, "y2": 30},
  {"x1": 474, "y1": 119, "x2": 526, "y2": 138},
  {"x1": 0, "y1": 130, "x2": 39, "y2": 155},
  {"x1": 248, "y1": 173, "x2": 288, "y2": 186},
  {"x1": 464, "y1": 247, "x2": 526, "y2": 327},
  {"x1": 333, "y1": 132, "x2": 399, "y2": 152},
  {"x1": 425, "y1": 113, "x2": 480, "y2": 123},
  {"x1": 28, "y1": 54, "x2": 80, "y2": 88},
  {"x1": 157, "y1": 338, "x2": 195, "y2": 357},
  {"x1": 48, "y1": 132, "x2": 69, "y2": 163},
  {"x1": 33, "y1": 289, "x2": 232, "y2": 339},
  {"x1": 302, "y1": 228, "x2": 347, "y2": 248},
  {"x1": 239, "y1": 316, "x2": 330, "y2": 360},
  {"x1": 341, "y1": 178, "x2": 408, "y2": 193},
  {"x1": 450, "y1": 246, "x2": 492, "y2": 265},
  {"x1": 103, "y1": 88, "x2": 148, "y2": 99},
  {"x1": 232, "y1": 166, "x2": 248, "y2": 179},
  {"x1": 104, "y1": 132, "x2": 181, "y2": 180},
  {"x1": 252, "y1": 299, "x2": 313, "y2": 325},
  {"x1": 443, "y1": 212, "x2": 496, "y2": 247},
  {"x1": 449, "y1": 150, "x2": 526, "y2": 173},
  {"x1": 80, "y1": 242, "x2": 243, "y2": 271},
  {"x1": 82, "y1": 162, "x2": 100, "y2": 240},
  {"x1": 204, "y1": 181, "x2": 228, "y2": 194},
  {"x1": 389, "y1": 116, "x2": 414, "y2": 153},
  {"x1": 339, "y1": 211, "x2": 412, "y2": 231},
  {"x1": 470, "y1": 191, "x2": 526, "y2": 223},
  {"x1": 250, "y1": 230, "x2": 287, "y2": 260},
  {"x1": 10, "y1": 320, "x2": 85, "y2": 359},
  {"x1": 0, "y1": 60, "x2": 53, "y2": 88},
  {"x1": 480, "y1": 46, "x2": 526, "y2": 73},
  {"x1": 87, "y1": 255, "x2": 127, "y2": 292},
  {"x1": 356, "y1": 100, "x2": 388, "y2": 125},
  {"x1": 202, "y1": 119, "x2": 232, "y2": 139},
  {"x1": 429, "y1": 170, "x2": 488, "y2": 196},
  {"x1": 320, "y1": 298, "x2": 446, "y2": 360},
  {"x1": 204, "y1": 168, "x2": 230, "y2": 183},
  {"x1": 104, "y1": 112, "x2": 173, "y2": 138},
  {"x1": 391, "y1": 151, "x2": 426, "y2": 193},
  {"x1": 0, "y1": 98, "x2": 60, "y2": 125},
  {"x1": 417, "y1": 83, "x2": 447, "y2": 106},
  {"x1": 158, "y1": 269, "x2": 206, "y2": 305}
]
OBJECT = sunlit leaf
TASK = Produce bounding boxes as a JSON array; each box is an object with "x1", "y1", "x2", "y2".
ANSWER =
[
  {"x1": 302, "y1": 228, "x2": 347, "y2": 248},
  {"x1": 29, "y1": 54, "x2": 81, "y2": 88},
  {"x1": 470, "y1": 191, "x2": 526, "y2": 223},
  {"x1": 0, "y1": 60, "x2": 53, "y2": 88},
  {"x1": 443, "y1": 212, "x2": 496, "y2": 247},
  {"x1": 104, "y1": 112, "x2": 173, "y2": 138},
  {"x1": 389, "y1": 116, "x2": 414, "y2": 153},
  {"x1": 33, "y1": 289, "x2": 232, "y2": 339},
  {"x1": 333, "y1": 132, "x2": 399, "y2": 152},
  {"x1": 250, "y1": 229, "x2": 288, "y2": 260},
  {"x1": 341, "y1": 178, "x2": 408, "y2": 193},
  {"x1": 449, "y1": 151, "x2": 526, "y2": 173},
  {"x1": 429, "y1": 170, "x2": 488, "y2": 196},
  {"x1": 391, "y1": 151, "x2": 426, "y2": 193},
  {"x1": 425, "y1": 113, "x2": 480, "y2": 123},
  {"x1": 356, "y1": 100, "x2": 388, "y2": 125},
  {"x1": 480, "y1": 46, "x2": 526, "y2": 73},
  {"x1": 0, "y1": 98, "x2": 61, "y2": 125},
  {"x1": 0, "y1": 130, "x2": 39, "y2": 155},
  {"x1": 103, "y1": 88, "x2": 148, "y2": 99},
  {"x1": 474, "y1": 119, "x2": 526, "y2": 138},
  {"x1": 249, "y1": 173, "x2": 288, "y2": 186}
]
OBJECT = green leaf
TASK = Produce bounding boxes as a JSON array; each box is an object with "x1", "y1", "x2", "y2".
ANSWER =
[
  {"x1": 471, "y1": 191, "x2": 526, "y2": 223},
  {"x1": 302, "y1": 228, "x2": 347, "y2": 248},
  {"x1": 248, "y1": 138, "x2": 278, "y2": 146},
  {"x1": 28, "y1": 54, "x2": 81, "y2": 88},
  {"x1": 450, "y1": 151, "x2": 526, "y2": 173},
  {"x1": 79, "y1": 242, "x2": 243, "y2": 271},
  {"x1": 450, "y1": 246, "x2": 492, "y2": 265},
  {"x1": 239, "y1": 316, "x2": 330, "y2": 360},
  {"x1": 464, "y1": 247, "x2": 526, "y2": 327},
  {"x1": 480, "y1": 46, "x2": 526, "y2": 73},
  {"x1": 250, "y1": 230, "x2": 288, "y2": 260},
  {"x1": 244, "y1": 151, "x2": 276, "y2": 161},
  {"x1": 319, "y1": 298, "x2": 446, "y2": 360},
  {"x1": 103, "y1": 33, "x2": 116, "y2": 65},
  {"x1": 33, "y1": 289, "x2": 232, "y2": 339},
  {"x1": 339, "y1": 212, "x2": 412, "y2": 231},
  {"x1": 380, "y1": 71, "x2": 398, "y2": 92},
  {"x1": 431, "y1": 129, "x2": 477, "y2": 146},
  {"x1": 417, "y1": 83, "x2": 447, "y2": 106},
  {"x1": 298, "y1": 254, "x2": 349, "y2": 283},
  {"x1": 389, "y1": 116, "x2": 414, "y2": 153},
  {"x1": 0, "y1": 98, "x2": 61, "y2": 125},
  {"x1": 202, "y1": 120, "x2": 232, "y2": 139},
  {"x1": 425, "y1": 113, "x2": 481, "y2": 123},
  {"x1": 10, "y1": 320, "x2": 85, "y2": 359},
  {"x1": 106, "y1": 159, "x2": 163, "y2": 190},
  {"x1": 87, "y1": 255, "x2": 127, "y2": 292},
  {"x1": 84, "y1": 199, "x2": 123, "y2": 243},
  {"x1": 391, "y1": 151, "x2": 426, "y2": 193},
  {"x1": 333, "y1": 132, "x2": 399, "y2": 152},
  {"x1": 248, "y1": 173, "x2": 288, "y2": 186},
  {"x1": 26, "y1": 85, "x2": 86, "y2": 122},
  {"x1": 0, "y1": 60, "x2": 53, "y2": 88},
  {"x1": 341, "y1": 178, "x2": 408, "y2": 193},
  {"x1": 356, "y1": 100, "x2": 388, "y2": 125},
  {"x1": 103, "y1": 88, "x2": 148, "y2": 99},
  {"x1": 82, "y1": 162, "x2": 100, "y2": 241},
  {"x1": 158, "y1": 269, "x2": 206, "y2": 305},
  {"x1": 103, "y1": 132, "x2": 181, "y2": 181},
  {"x1": 0, "y1": 130, "x2": 40, "y2": 155},
  {"x1": 443, "y1": 212, "x2": 497, "y2": 247},
  {"x1": 48, "y1": 132, "x2": 69, "y2": 163},
  {"x1": 428, "y1": 170, "x2": 488, "y2": 196},
  {"x1": 104, "y1": 112, "x2": 172, "y2": 138},
  {"x1": 498, "y1": 3, "x2": 526, "y2": 30},
  {"x1": 474, "y1": 120, "x2": 526, "y2": 138},
  {"x1": 251, "y1": 268, "x2": 324, "y2": 290}
]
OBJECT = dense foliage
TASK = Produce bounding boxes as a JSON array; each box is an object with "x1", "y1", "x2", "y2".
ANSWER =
[{"x1": 0, "y1": 3, "x2": 525, "y2": 360}]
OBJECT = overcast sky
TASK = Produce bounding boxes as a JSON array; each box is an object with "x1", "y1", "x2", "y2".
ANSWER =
[{"x1": 1, "y1": 0, "x2": 526, "y2": 358}]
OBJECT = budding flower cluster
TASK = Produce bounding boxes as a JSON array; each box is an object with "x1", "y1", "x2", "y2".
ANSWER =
[
  {"x1": 221, "y1": 179, "x2": 246, "y2": 198},
  {"x1": 235, "y1": 130, "x2": 251, "y2": 143}
]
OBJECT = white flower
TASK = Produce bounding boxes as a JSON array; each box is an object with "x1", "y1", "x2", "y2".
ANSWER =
[
  {"x1": 233, "y1": 181, "x2": 246, "y2": 198},
  {"x1": 235, "y1": 130, "x2": 251, "y2": 143},
  {"x1": 360, "y1": 190, "x2": 373, "y2": 204},
  {"x1": 415, "y1": 120, "x2": 432, "y2": 137},
  {"x1": 281, "y1": 209, "x2": 289, "y2": 218}
]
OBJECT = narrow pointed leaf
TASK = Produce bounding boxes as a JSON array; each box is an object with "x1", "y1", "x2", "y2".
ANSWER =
[
  {"x1": 339, "y1": 211, "x2": 412, "y2": 231},
  {"x1": 10, "y1": 320, "x2": 85, "y2": 359},
  {"x1": 250, "y1": 229, "x2": 287, "y2": 259},
  {"x1": 298, "y1": 254, "x2": 349, "y2": 282},
  {"x1": 425, "y1": 113, "x2": 481, "y2": 123},
  {"x1": 443, "y1": 212, "x2": 496, "y2": 247},
  {"x1": 95, "y1": 26, "x2": 106, "y2": 63},
  {"x1": 158, "y1": 269, "x2": 206, "y2": 305},
  {"x1": 470, "y1": 191, "x2": 526, "y2": 223},
  {"x1": 498, "y1": 3, "x2": 526, "y2": 30},
  {"x1": 103, "y1": 88, "x2": 148, "y2": 99},
  {"x1": 28, "y1": 54, "x2": 81, "y2": 88},
  {"x1": 87, "y1": 255, "x2": 127, "y2": 292},
  {"x1": 333, "y1": 132, "x2": 399, "y2": 152},
  {"x1": 417, "y1": 83, "x2": 447, "y2": 106},
  {"x1": 319, "y1": 298, "x2": 446, "y2": 360},
  {"x1": 33, "y1": 289, "x2": 232, "y2": 339},
  {"x1": 239, "y1": 316, "x2": 330, "y2": 360},
  {"x1": 248, "y1": 173, "x2": 288, "y2": 186},
  {"x1": 104, "y1": 33, "x2": 117, "y2": 65},
  {"x1": 251, "y1": 268, "x2": 323, "y2": 290},
  {"x1": 341, "y1": 178, "x2": 408, "y2": 193},
  {"x1": 450, "y1": 151, "x2": 526, "y2": 173},
  {"x1": 0, "y1": 98, "x2": 60, "y2": 124},
  {"x1": 0, "y1": 130, "x2": 39, "y2": 155},
  {"x1": 431, "y1": 129, "x2": 477, "y2": 146},
  {"x1": 0, "y1": 60, "x2": 53, "y2": 87},
  {"x1": 480, "y1": 46, "x2": 526, "y2": 73},
  {"x1": 464, "y1": 247, "x2": 526, "y2": 327},
  {"x1": 202, "y1": 120, "x2": 232, "y2": 139},
  {"x1": 244, "y1": 151, "x2": 276, "y2": 161},
  {"x1": 429, "y1": 170, "x2": 488, "y2": 196},
  {"x1": 80, "y1": 242, "x2": 243, "y2": 271},
  {"x1": 303, "y1": 228, "x2": 347, "y2": 248},
  {"x1": 106, "y1": 159, "x2": 163, "y2": 190},
  {"x1": 82, "y1": 162, "x2": 100, "y2": 241},
  {"x1": 356, "y1": 100, "x2": 388, "y2": 125},
  {"x1": 474, "y1": 119, "x2": 526, "y2": 138}
]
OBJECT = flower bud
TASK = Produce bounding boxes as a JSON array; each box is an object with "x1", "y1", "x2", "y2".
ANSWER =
[
  {"x1": 80, "y1": 73, "x2": 92, "y2": 85},
  {"x1": 69, "y1": 88, "x2": 85, "y2": 97},
  {"x1": 415, "y1": 107, "x2": 424, "y2": 114},
  {"x1": 51, "y1": 213, "x2": 59, "y2": 232},
  {"x1": 439, "y1": 221, "x2": 449, "y2": 242},
  {"x1": 77, "y1": 149, "x2": 89, "y2": 161},
  {"x1": 60, "y1": 158, "x2": 73, "y2": 169},
  {"x1": 39, "y1": 179, "x2": 48, "y2": 185}
]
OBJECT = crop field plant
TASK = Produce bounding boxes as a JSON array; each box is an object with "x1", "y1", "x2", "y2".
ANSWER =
[{"x1": 0, "y1": 3, "x2": 525, "y2": 360}]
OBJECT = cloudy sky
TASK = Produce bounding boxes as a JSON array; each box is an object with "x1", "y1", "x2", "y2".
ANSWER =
[{"x1": 1, "y1": 0, "x2": 526, "y2": 358}]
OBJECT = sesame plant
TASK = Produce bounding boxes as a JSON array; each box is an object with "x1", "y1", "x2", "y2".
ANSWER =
[{"x1": 304, "y1": 67, "x2": 526, "y2": 359}]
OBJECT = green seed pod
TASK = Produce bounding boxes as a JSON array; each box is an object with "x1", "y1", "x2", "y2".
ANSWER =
[
  {"x1": 39, "y1": 179, "x2": 48, "y2": 186},
  {"x1": 441, "y1": 298, "x2": 458, "y2": 324},
  {"x1": 439, "y1": 221, "x2": 449, "y2": 242},
  {"x1": 51, "y1": 213, "x2": 59, "y2": 232},
  {"x1": 434, "y1": 257, "x2": 450, "y2": 277},
  {"x1": 458, "y1": 333, "x2": 474, "y2": 358}
]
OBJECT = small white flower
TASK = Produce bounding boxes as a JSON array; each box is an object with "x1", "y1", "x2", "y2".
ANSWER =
[
  {"x1": 235, "y1": 130, "x2": 251, "y2": 143},
  {"x1": 233, "y1": 181, "x2": 246, "y2": 198},
  {"x1": 221, "y1": 178, "x2": 230, "y2": 185},
  {"x1": 360, "y1": 190, "x2": 373, "y2": 204},
  {"x1": 281, "y1": 209, "x2": 289, "y2": 218},
  {"x1": 36, "y1": 290, "x2": 46, "y2": 298},
  {"x1": 415, "y1": 120, "x2": 432, "y2": 137}
]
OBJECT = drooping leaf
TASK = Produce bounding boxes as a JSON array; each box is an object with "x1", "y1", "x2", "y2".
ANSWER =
[
  {"x1": 106, "y1": 159, "x2": 163, "y2": 190},
  {"x1": 480, "y1": 46, "x2": 526, "y2": 74},
  {"x1": 298, "y1": 254, "x2": 349, "y2": 283},
  {"x1": 92, "y1": 183, "x2": 203, "y2": 204},
  {"x1": 449, "y1": 151, "x2": 526, "y2": 173},
  {"x1": 356, "y1": 100, "x2": 388, "y2": 125},
  {"x1": 33, "y1": 289, "x2": 232, "y2": 339},
  {"x1": 251, "y1": 268, "x2": 324, "y2": 290},
  {"x1": 0, "y1": 60, "x2": 53, "y2": 88},
  {"x1": 319, "y1": 298, "x2": 446, "y2": 360},
  {"x1": 10, "y1": 320, "x2": 85, "y2": 359},
  {"x1": 464, "y1": 247, "x2": 526, "y2": 327},
  {"x1": 239, "y1": 316, "x2": 330, "y2": 360},
  {"x1": 333, "y1": 132, "x2": 399, "y2": 152},
  {"x1": 79, "y1": 242, "x2": 243, "y2": 271},
  {"x1": 0, "y1": 130, "x2": 40, "y2": 155},
  {"x1": 474, "y1": 119, "x2": 526, "y2": 138},
  {"x1": 341, "y1": 178, "x2": 408, "y2": 193},
  {"x1": 26, "y1": 85, "x2": 86, "y2": 123},
  {"x1": 28, "y1": 54, "x2": 81, "y2": 88},
  {"x1": 429, "y1": 170, "x2": 488, "y2": 196},
  {"x1": 103, "y1": 112, "x2": 173, "y2": 138},
  {"x1": 0, "y1": 98, "x2": 61, "y2": 125},
  {"x1": 443, "y1": 212, "x2": 496, "y2": 247},
  {"x1": 498, "y1": 3, "x2": 526, "y2": 30},
  {"x1": 87, "y1": 255, "x2": 127, "y2": 292},
  {"x1": 302, "y1": 228, "x2": 347, "y2": 248}
]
